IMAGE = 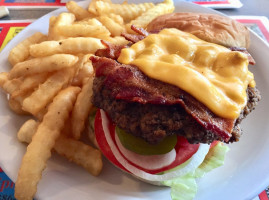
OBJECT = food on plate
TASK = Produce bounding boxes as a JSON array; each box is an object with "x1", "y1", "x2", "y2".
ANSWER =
[
  {"x1": 0, "y1": 0, "x2": 261, "y2": 200},
  {"x1": 88, "y1": 11, "x2": 260, "y2": 200},
  {"x1": 71, "y1": 76, "x2": 94, "y2": 139},
  {"x1": 8, "y1": 32, "x2": 47, "y2": 66},
  {"x1": 147, "y1": 12, "x2": 250, "y2": 48},
  {"x1": 15, "y1": 86, "x2": 81, "y2": 199},
  {"x1": 17, "y1": 119, "x2": 103, "y2": 176}
]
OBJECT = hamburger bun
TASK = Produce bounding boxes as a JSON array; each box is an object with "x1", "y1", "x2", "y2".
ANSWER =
[{"x1": 146, "y1": 12, "x2": 250, "y2": 49}]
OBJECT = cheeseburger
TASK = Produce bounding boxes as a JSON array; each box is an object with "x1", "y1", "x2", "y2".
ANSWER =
[{"x1": 88, "y1": 13, "x2": 260, "y2": 199}]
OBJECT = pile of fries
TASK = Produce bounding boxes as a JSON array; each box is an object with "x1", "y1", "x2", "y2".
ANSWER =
[{"x1": 0, "y1": 0, "x2": 174, "y2": 199}]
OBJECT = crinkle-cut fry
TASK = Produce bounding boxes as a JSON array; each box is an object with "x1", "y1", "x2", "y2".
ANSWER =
[
  {"x1": 57, "y1": 24, "x2": 111, "y2": 38},
  {"x1": 15, "y1": 86, "x2": 80, "y2": 200},
  {"x1": 0, "y1": 72, "x2": 8, "y2": 87},
  {"x1": 48, "y1": 16, "x2": 66, "y2": 41},
  {"x1": 95, "y1": 1, "x2": 154, "y2": 23},
  {"x1": 55, "y1": 134, "x2": 103, "y2": 176},
  {"x1": 126, "y1": 0, "x2": 174, "y2": 32},
  {"x1": 106, "y1": 13, "x2": 124, "y2": 25},
  {"x1": 74, "y1": 18, "x2": 102, "y2": 26},
  {"x1": 8, "y1": 54, "x2": 78, "y2": 79},
  {"x1": 48, "y1": 16, "x2": 57, "y2": 40},
  {"x1": 22, "y1": 69, "x2": 73, "y2": 115},
  {"x1": 8, "y1": 97, "x2": 29, "y2": 115},
  {"x1": 18, "y1": 119, "x2": 103, "y2": 176},
  {"x1": 71, "y1": 54, "x2": 94, "y2": 87},
  {"x1": 8, "y1": 89, "x2": 32, "y2": 115},
  {"x1": 72, "y1": 62, "x2": 94, "y2": 86},
  {"x1": 34, "y1": 106, "x2": 48, "y2": 122},
  {"x1": 66, "y1": 1, "x2": 95, "y2": 20},
  {"x1": 54, "y1": 12, "x2": 75, "y2": 28},
  {"x1": 8, "y1": 32, "x2": 47, "y2": 67},
  {"x1": 11, "y1": 73, "x2": 49, "y2": 98},
  {"x1": 17, "y1": 119, "x2": 39, "y2": 143},
  {"x1": 30, "y1": 37, "x2": 105, "y2": 57},
  {"x1": 49, "y1": 13, "x2": 75, "y2": 40},
  {"x1": 71, "y1": 77, "x2": 94, "y2": 140},
  {"x1": 61, "y1": 116, "x2": 72, "y2": 137},
  {"x1": 102, "y1": 36, "x2": 129, "y2": 46},
  {"x1": 2, "y1": 78, "x2": 22, "y2": 94},
  {"x1": 88, "y1": 0, "x2": 111, "y2": 15},
  {"x1": 97, "y1": 16, "x2": 125, "y2": 36}
]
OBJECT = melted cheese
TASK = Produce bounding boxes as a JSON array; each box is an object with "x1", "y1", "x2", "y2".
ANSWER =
[{"x1": 118, "y1": 28, "x2": 255, "y2": 119}]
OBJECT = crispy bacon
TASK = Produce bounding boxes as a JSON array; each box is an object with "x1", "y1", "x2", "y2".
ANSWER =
[
  {"x1": 131, "y1": 25, "x2": 149, "y2": 36},
  {"x1": 95, "y1": 40, "x2": 129, "y2": 60},
  {"x1": 121, "y1": 25, "x2": 148, "y2": 43},
  {"x1": 91, "y1": 56, "x2": 235, "y2": 142},
  {"x1": 230, "y1": 47, "x2": 256, "y2": 65},
  {"x1": 121, "y1": 33, "x2": 145, "y2": 43}
]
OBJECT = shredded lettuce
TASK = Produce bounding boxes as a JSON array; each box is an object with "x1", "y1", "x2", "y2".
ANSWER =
[{"x1": 162, "y1": 142, "x2": 229, "y2": 200}]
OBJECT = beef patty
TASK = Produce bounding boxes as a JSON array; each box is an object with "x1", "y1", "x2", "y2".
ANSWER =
[{"x1": 92, "y1": 64, "x2": 261, "y2": 144}]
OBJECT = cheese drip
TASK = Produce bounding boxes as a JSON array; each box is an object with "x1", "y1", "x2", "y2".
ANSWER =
[{"x1": 118, "y1": 28, "x2": 255, "y2": 119}]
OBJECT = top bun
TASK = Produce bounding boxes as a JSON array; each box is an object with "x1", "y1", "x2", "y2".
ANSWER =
[{"x1": 147, "y1": 12, "x2": 250, "y2": 49}]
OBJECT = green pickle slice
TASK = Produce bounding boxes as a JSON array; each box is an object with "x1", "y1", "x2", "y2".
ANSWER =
[{"x1": 116, "y1": 127, "x2": 177, "y2": 155}]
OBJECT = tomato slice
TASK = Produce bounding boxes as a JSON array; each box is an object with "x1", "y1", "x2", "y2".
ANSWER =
[
  {"x1": 95, "y1": 109, "x2": 129, "y2": 173},
  {"x1": 95, "y1": 109, "x2": 200, "y2": 174}
]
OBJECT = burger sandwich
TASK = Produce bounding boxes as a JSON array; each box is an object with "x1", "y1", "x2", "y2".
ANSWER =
[{"x1": 88, "y1": 12, "x2": 261, "y2": 199}]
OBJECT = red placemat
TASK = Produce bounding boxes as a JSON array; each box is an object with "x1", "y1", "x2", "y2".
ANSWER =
[
  {"x1": 184, "y1": 0, "x2": 242, "y2": 9},
  {"x1": 0, "y1": 0, "x2": 65, "y2": 8}
]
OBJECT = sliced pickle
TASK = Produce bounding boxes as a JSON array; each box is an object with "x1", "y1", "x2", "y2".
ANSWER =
[{"x1": 116, "y1": 127, "x2": 177, "y2": 155}]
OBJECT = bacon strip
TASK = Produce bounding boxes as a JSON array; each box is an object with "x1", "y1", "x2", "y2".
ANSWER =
[
  {"x1": 131, "y1": 25, "x2": 149, "y2": 36},
  {"x1": 121, "y1": 33, "x2": 145, "y2": 43},
  {"x1": 230, "y1": 47, "x2": 256, "y2": 65},
  {"x1": 91, "y1": 56, "x2": 234, "y2": 142},
  {"x1": 95, "y1": 40, "x2": 129, "y2": 60},
  {"x1": 121, "y1": 25, "x2": 148, "y2": 43}
]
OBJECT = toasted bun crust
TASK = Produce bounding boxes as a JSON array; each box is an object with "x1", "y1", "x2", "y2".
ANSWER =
[{"x1": 147, "y1": 12, "x2": 250, "y2": 49}]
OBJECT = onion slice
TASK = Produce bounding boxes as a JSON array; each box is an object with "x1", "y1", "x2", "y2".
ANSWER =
[{"x1": 100, "y1": 110, "x2": 210, "y2": 182}]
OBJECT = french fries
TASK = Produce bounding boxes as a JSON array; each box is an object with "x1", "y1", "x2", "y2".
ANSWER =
[
  {"x1": 0, "y1": 0, "x2": 176, "y2": 199},
  {"x1": 88, "y1": 0, "x2": 112, "y2": 15},
  {"x1": 18, "y1": 119, "x2": 103, "y2": 176},
  {"x1": 11, "y1": 73, "x2": 48, "y2": 98},
  {"x1": 8, "y1": 54, "x2": 78, "y2": 79},
  {"x1": 54, "y1": 134, "x2": 102, "y2": 176},
  {"x1": 30, "y1": 37, "x2": 105, "y2": 57},
  {"x1": 8, "y1": 97, "x2": 29, "y2": 115},
  {"x1": 71, "y1": 77, "x2": 94, "y2": 139},
  {"x1": 15, "y1": 87, "x2": 80, "y2": 200},
  {"x1": 17, "y1": 119, "x2": 39, "y2": 143},
  {"x1": 58, "y1": 23, "x2": 111, "y2": 38},
  {"x1": 95, "y1": 1, "x2": 154, "y2": 22},
  {"x1": 71, "y1": 54, "x2": 94, "y2": 86},
  {"x1": 22, "y1": 69, "x2": 72, "y2": 115},
  {"x1": 126, "y1": 0, "x2": 174, "y2": 32},
  {"x1": 0, "y1": 72, "x2": 8, "y2": 87},
  {"x1": 66, "y1": 1, "x2": 95, "y2": 20},
  {"x1": 97, "y1": 15, "x2": 125, "y2": 36},
  {"x1": 2, "y1": 78, "x2": 22, "y2": 94},
  {"x1": 8, "y1": 32, "x2": 47, "y2": 66}
]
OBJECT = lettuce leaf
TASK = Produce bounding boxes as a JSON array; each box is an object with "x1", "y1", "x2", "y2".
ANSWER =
[
  {"x1": 195, "y1": 142, "x2": 229, "y2": 178},
  {"x1": 162, "y1": 142, "x2": 229, "y2": 200},
  {"x1": 162, "y1": 172, "x2": 197, "y2": 200}
]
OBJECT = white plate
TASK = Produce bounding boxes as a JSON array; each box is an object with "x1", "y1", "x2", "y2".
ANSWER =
[{"x1": 0, "y1": 1, "x2": 269, "y2": 200}]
